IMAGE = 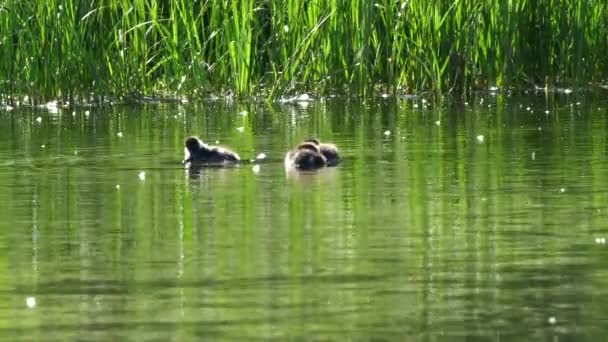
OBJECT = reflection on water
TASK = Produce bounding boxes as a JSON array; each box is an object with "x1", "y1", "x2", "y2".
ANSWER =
[{"x1": 1, "y1": 94, "x2": 608, "y2": 340}]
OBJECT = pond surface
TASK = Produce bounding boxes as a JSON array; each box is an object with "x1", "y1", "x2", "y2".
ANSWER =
[{"x1": 1, "y1": 93, "x2": 608, "y2": 340}]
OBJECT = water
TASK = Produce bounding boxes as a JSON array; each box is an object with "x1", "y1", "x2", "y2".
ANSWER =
[{"x1": 1, "y1": 93, "x2": 608, "y2": 340}]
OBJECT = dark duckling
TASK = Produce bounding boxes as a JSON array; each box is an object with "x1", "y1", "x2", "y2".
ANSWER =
[
  {"x1": 303, "y1": 138, "x2": 340, "y2": 166},
  {"x1": 284, "y1": 142, "x2": 327, "y2": 170},
  {"x1": 183, "y1": 136, "x2": 240, "y2": 166}
]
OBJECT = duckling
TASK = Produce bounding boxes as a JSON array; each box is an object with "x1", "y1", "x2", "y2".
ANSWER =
[
  {"x1": 284, "y1": 142, "x2": 327, "y2": 170},
  {"x1": 303, "y1": 138, "x2": 340, "y2": 166},
  {"x1": 183, "y1": 136, "x2": 240, "y2": 166}
]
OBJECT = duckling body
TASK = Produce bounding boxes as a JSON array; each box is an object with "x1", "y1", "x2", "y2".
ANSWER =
[
  {"x1": 303, "y1": 138, "x2": 340, "y2": 166},
  {"x1": 284, "y1": 142, "x2": 327, "y2": 170},
  {"x1": 183, "y1": 136, "x2": 240, "y2": 166}
]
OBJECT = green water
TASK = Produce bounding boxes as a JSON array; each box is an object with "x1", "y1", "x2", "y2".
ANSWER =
[{"x1": 1, "y1": 94, "x2": 608, "y2": 340}]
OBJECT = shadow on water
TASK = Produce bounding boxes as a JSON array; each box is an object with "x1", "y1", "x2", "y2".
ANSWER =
[{"x1": 16, "y1": 272, "x2": 386, "y2": 293}]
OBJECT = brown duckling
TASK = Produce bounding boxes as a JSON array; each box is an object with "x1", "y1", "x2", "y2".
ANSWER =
[
  {"x1": 284, "y1": 142, "x2": 327, "y2": 170},
  {"x1": 183, "y1": 136, "x2": 240, "y2": 166},
  {"x1": 303, "y1": 138, "x2": 340, "y2": 166}
]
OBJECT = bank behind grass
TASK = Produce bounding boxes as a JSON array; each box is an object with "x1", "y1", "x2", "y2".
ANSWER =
[{"x1": 0, "y1": 0, "x2": 607, "y2": 103}]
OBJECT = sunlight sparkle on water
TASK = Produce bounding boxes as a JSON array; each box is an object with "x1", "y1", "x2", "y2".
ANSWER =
[
  {"x1": 138, "y1": 172, "x2": 145, "y2": 181},
  {"x1": 297, "y1": 94, "x2": 311, "y2": 101},
  {"x1": 476, "y1": 135, "x2": 484, "y2": 143},
  {"x1": 26, "y1": 297, "x2": 36, "y2": 308},
  {"x1": 45, "y1": 101, "x2": 58, "y2": 113}
]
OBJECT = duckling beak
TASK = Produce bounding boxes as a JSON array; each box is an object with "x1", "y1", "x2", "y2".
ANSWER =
[{"x1": 183, "y1": 148, "x2": 192, "y2": 164}]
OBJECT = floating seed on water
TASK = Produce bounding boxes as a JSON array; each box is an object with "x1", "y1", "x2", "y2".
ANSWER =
[
  {"x1": 117, "y1": 132, "x2": 123, "y2": 137},
  {"x1": 476, "y1": 135, "x2": 484, "y2": 143},
  {"x1": 138, "y1": 172, "x2": 145, "y2": 181},
  {"x1": 384, "y1": 130, "x2": 391, "y2": 136}
]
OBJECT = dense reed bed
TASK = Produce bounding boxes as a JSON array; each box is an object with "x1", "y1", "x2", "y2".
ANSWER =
[{"x1": 0, "y1": 0, "x2": 607, "y2": 103}]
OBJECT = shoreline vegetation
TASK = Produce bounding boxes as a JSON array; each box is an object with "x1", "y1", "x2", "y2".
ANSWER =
[{"x1": 1, "y1": 0, "x2": 607, "y2": 105}]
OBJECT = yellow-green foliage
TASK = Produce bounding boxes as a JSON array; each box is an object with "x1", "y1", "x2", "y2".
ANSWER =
[{"x1": 0, "y1": 0, "x2": 607, "y2": 102}]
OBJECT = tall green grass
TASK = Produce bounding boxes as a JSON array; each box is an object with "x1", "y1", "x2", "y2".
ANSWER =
[{"x1": 0, "y1": 0, "x2": 607, "y2": 103}]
